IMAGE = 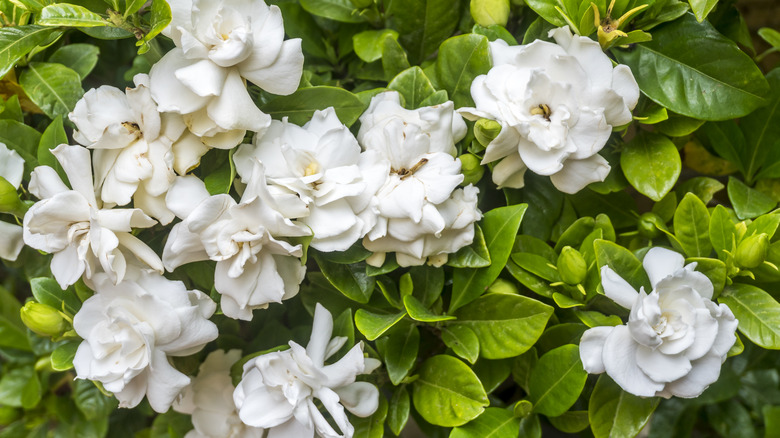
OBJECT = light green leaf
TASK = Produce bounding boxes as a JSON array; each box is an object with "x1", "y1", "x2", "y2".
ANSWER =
[
  {"x1": 262, "y1": 86, "x2": 367, "y2": 127},
  {"x1": 709, "y1": 204, "x2": 736, "y2": 261},
  {"x1": 125, "y1": 0, "x2": 147, "y2": 16},
  {"x1": 448, "y1": 225, "x2": 491, "y2": 268},
  {"x1": 743, "y1": 70, "x2": 780, "y2": 182},
  {"x1": 621, "y1": 131, "x2": 681, "y2": 201},
  {"x1": 29, "y1": 277, "x2": 81, "y2": 316},
  {"x1": 548, "y1": 410, "x2": 589, "y2": 433},
  {"x1": 376, "y1": 323, "x2": 419, "y2": 385},
  {"x1": 388, "y1": 66, "x2": 437, "y2": 109},
  {"x1": 403, "y1": 295, "x2": 453, "y2": 322},
  {"x1": 435, "y1": 34, "x2": 491, "y2": 108},
  {"x1": 388, "y1": 386, "x2": 411, "y2": 436},
  {"x1": 300, "y1": 0, "x2": 363, "y2": 23},
  {"x1": 614, "y1": 14, "x2": 769, "y2": 121},
  {"x1": 594, "y1": 240, "x2": 651, "y2": 291},
  {"x1": 719, "y1": 283, "x2": 780, "y2": 349},
  {"x1": 688, "y1": 0, "x2": 717, "y2": 22},
  {"x1": 51, "y1": 341, "x2": 79, "y2": 371},
  {"x1": 442, "y1": 325, "x2": 480, "y2": 364},
  {"x1": 20, "y1": 62, "x2": 84, "y2": 120},
  {"x1": 450, "y1": 203, "x2": 527, "y2": 311},
  {"x1": 450, "y1": 407, "x2": 521, "y2": 438},
  {"x1": 655, "y1": 113, "x2": 705, "y2": 137},
  {"x1": 136, "y1": 0, "x2": 172, "y2": 53},
  {"x1": 0, "y1": 25, "x2": 58, "y2": 79},
  {"x1": 390, "y1": 0, "x2": 461, "y2": 64},
  {"x1": 353, "y1": 29, "x2": 399, "y2": 62},
  {"x1": 588, "y1": 375, "x2": 659, "y2": 438},
  {"x1": 572, "y1": 309, "x2": 623, "y2": 328},
  {"x1": 529, "y1": 345, "x2": 586, "y2": 417},
  {"x1": 674, "y1": 192, "x2": 712, "y2": 258},
  {"x1": 354, "y1": 309, "x2": 405, "y2": 341},
  {"x1": 450, "y1": 293, "x2": 553, "y2": 359},
  {"x1": 38, "y1": 3, "x2": 107, "y2": 27},
  {"x1": 412, "y1": 355, "x2": 489, "y2": 427},
  {"x1": 727, "y1": 177, "x2": 776, "y2": 220},
  {"x1": 523, "y1": 0, "x2": 568, "y2": 27},
  {"x1": 49, "y1": 43, "x2": 99, "y2": 80},
  {"x1": 675, "y1": 177, "x2": 724, "y2": 205}
]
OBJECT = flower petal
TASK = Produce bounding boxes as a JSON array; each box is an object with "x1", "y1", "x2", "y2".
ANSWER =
[
  {"x1": 579, "y1": 326, "x2": 613, "y2": 374},
  {"x1": 600, "y1": 265, "x2": 639, "y2": 309},
  {"x1": 642, "y1": 247, "x2": 685, "y2": 290},
  {"x1": 549, "y1": 154, "x2": 610, "y2": 194},
  {"x1": 635, "y1": 345, "x2": 692, "y2": 383},
  {"x1": 602, "y1": 325, "x2": 664, "y2": 397}
]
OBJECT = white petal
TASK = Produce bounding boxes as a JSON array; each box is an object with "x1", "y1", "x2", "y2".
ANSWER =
[
  {"x1": 602, "y1": 325, "x2": 664, "y2": 397},
  {"x1": 166, "y1": 175, "x2": 211, "y2": 219},
  {"x1": 149, "y1": 49, "x2": 210, "y2": 114},
  {"x1": 635, "y1": 345, "x2": 692, "y2": 383},
  {"x1": 306, "y1": 303, "x2": 334, "y2": 367},
  {"x1": 174, "y1": 58, "x2": 228, "y2": 97},
  {"x1": 146, "y1": 350, "x2": 192, "y2": 413},
  {"x1": 549, "y1": 154, "x2": 610, "y2": 194},
  {"x1": 52, "y1": 144, "x2": 97, "y2": 206},
  {"x1": 642, "y1": 247, "x2": 685, "y2": 290},
  {"x1": 491, "y1": 153, "x2": 527, "y2": 189},
  {"x1": 206, "y1": 68, "x2": 272, "y2": 133},
  {"x1": 579, "y1": 326, "x2": 613, "y2": 374},
  {"x1": 50, "y1": 245, "x2": 86, "y2": 289},
  {"x1": 240, "y1": 38, "x2": 304, "y2": 95},
  {"x1": 600, "y1": 265, "x2": 639, "y2": 309},
  {"x1": 28, "y1": 166, "x2": 69, "y2": 200},
  {"x1": 661, "y1": 353, "x2": 723, "y2": 398},
  {"x1": 0, "y1": 222, "x2": 23, "y2": 261},
  {"x1": 0, "y1": 143, "x2": 24, "y2": 188}
]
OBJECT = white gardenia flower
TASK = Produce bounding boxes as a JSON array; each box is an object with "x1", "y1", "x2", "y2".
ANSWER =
[
  {"x1": 72, "y1": 264, "x2": 218, "y2": 413},
  {"x1": 580, "y1": 247, "x2": 738, "y2": 398},
  {"x1": 459, "y1": 26, "x2": 640, "y2": 193},
  {"x1": 149, "y1": 0, "x2": 304, "y2": 161},
  {"x1": 234, "y1": 107, "x2": 386, "y2": 252},
  {"x1": 162, "y1": 163, "x2": 310, "y2": 321},
  {"x1": 175, "y1": 350, "x2": 264, "y2": 438},
  {"x1": 233, "y1": 303, "x2": 381, "y2": 438},
  {"x1": 0, "y1": 142, "x2": 25, "y2": 261},
  {"x1": 358, "y1": 92, "x2": 482, "y2": 267},
  {"x1": 23, "y1": 145, "x2": 163, "y2": 289},
  {"x1": 70, "y1": 74, "x2": 185, "y2": 224}
]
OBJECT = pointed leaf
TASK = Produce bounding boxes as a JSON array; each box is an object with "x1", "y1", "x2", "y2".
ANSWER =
[
  {"x1": 354, "y1": 309, "x2": 406, "y2": 341},
  {"x1": 588, "y1": 375, "x2": 659, "y2": 438},
  {"x1": 412, "y1": 355, "x2": 489, "y2": 427},
  {"x1": 621, "y1": 131, "x2": 681, "y2": 201},
  {"x1": 0, "y1": 25, "x2": 58, "y2": 78},
  {"x1": 719, "y1": 283, "x2": 780, "y2": 349},
  {"x1": 674, "y1": 192, "x2": 712, "y2": 257},
  {"x1": 20, "y1": 62, "x2": 84, "y2": 120},
  {"x1": 529, "y1": 345, "x2": 587, "y2": 417}
]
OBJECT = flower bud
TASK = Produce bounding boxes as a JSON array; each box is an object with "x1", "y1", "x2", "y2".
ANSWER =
[
  {"x1": 557, "y1": 246, "x2": 587, "y2": 285},
  {"x1": 470, "y1": 0, "x2": 510, "y2": 27},
  {"x1": 636, "y1": 212, "x2": 665, "y2": 239},
  {"x1": 474, "y1": 118, "x2": 502, "y2": 147},
  {"x1": 20, "y1": 302, "x2": 68, "y2": 337},
  {"x1": 459, "y1": 153, "x2": 484, "y2": 185},
  {"x1": 488, "y1": 278, "x2": 518, "y2": 295},
  {"x1": 735, "y1": 234, "x2": 769, "y2": 269}
]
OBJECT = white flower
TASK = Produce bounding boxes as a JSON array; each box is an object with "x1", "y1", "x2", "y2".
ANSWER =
[
  {"x1": 175, "y1": 350, "x2": 264, "y2": 438},
  {"x1": 0, "y1": 142, "x2": 25, "y2": 261},
  {"x1": 358, "y1": 92, "x2": 481, "y2": 267},
  {"x1": 233, "y1": 304, "x2": 380, "y2": 438},
  {"x1": 580, "y1": 247, "x2": 738, "y2": 398},
  {"x1": 70, "y1": 74, "x2": 185, "y2": 224},
  {"x1": 459, "y1": 26, "x2": 639, "y2": 193},
  {"x1": 149, "y1": 0, "x2": 304, "y2": 156},
  {"x1": 23, "y1": 145, "x2": 163, "y2": 289},
  {"x1": 72, "y1": 264, "x2": 218, "y2": 413},
  {"x1": 234, "y1": 108, "x2": 385, "y2": 252},
  {"x1": 162, "y1": 163, "x2": 310, "y2": 321}
]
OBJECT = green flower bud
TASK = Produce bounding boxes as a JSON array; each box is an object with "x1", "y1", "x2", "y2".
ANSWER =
[
  {"x1": 557, "y1": 246, "x2": 587, "y2": 285},
  {"x1": 474, "y1": 118, "x2": 502, "y2": 147},
  {"x1": 350, "y1": 0, "x2": 373, "y2": 8},
  {"x1": 459, "y1": 153, "x2": 484, "y2": 185},
  {"x1": 488, "y1": 278, "x2": 518, "y2": 295},
  {"x1": 470, "y1": 0, "x2": 510, "y2": 27},
  {"x1": 20, "y1": 302, "x2": 68, "y2": 337},
  {"x1": 637, "y1": 212, "x2": 664, "y2": 239},
  {"x1": 735, "y1": 234, "x2": 769, "y2": 269}
]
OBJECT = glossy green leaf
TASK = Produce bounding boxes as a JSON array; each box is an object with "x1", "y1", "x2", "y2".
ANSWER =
[
  {"x1": 709, "y1": 205, "x2": 736, "y2": 260},
  {"x1": 614, "y1": 14, "x2": 768, "y2": 121},
  {"x1": 743, "y1": 70, "x2": 780, "y2": 181},
  {"x1": 20, "y1": 62, "x2": 84, "y2": 120},
  {"x1": 314, "y1": 253, "x2": 375, "y2": 303},
  {"x1": 472, "y1": 24, "x2": 517, "y2": 45},
  {"x1": 523, "y1": 0, "x2": 567, "y2": 27},
  {"x1": 409, "y1": 265, "x2": 444, "y2": 307},
  {"x1": 554, "y1": 217, "x2": 595, "y2": 253},
  {"x1": 262, "y1": 86, "x2": 366, "y2": 127},
  {"x1": 0, "y1": 25, "x2": 58, "y2": 82},
  {"x1": 621, "y1": 131, "x2": 681, "y2": 201},
  {"x1": 314, "y1": 244, "x2": 371, "y2": 264},
  {"x1": 529, "y1": 345, "x2": 586, "y2": 417},
  {"x1": 655, "y1": 113, "x2": 705, "y2": 137},
  {"x1": 572, "y1": 309, "x2": 623, "y2": 328},
  {"x1": 727, "y1": 177, "x2": 776, "y2": 220},
  {"x1": 450, "y1": 407, "x2": 520, "y2": 438},
  {"x1": 29, "y1": 277, "x2": 81, "y2": 316},
  {"x1": 688, "y1": 0, "x2": 717, "y2": 22},
  {"x1": 448, "y1": 225, "x2": 491, "y2": 268},
  {"x1": 388, "y1": 386, "x2": 411, "y2": 436},
  {"x1": 354, "y1": 309, "x2": 405, "y2": 341},
  {"x1": 594, "y1": 240, "x2": 650, "y2": 291},
  {"x1": 472, "y1": 359, "x2": 511, "y2": 394},
  {"x1": 353, "y1": 29, "x2": 399, "y2": 62},
  {"x1": 450, "y1": 293, "x2": 553, "y2": 359},
  {"x1": 74, "y1": 379, "x2": 116, "y2": 420},
  {"x1": 674, "y1": 192, "x2": 712, "y2": 258},
  {"x1": 548, "y1": 410, "x2": 589, "y2": 433},
  {"x1": 442, "y1": 325, "x2": 480, "y2": 364},
  {"x1": 450, "y1": 203, "x2": 527, "y2": 311},
  {"x1": 511, "y1": 252, "x2": 560, "y2": 282},
  {"x1": 49, "y1": 43, "x2": 99, "y2": 80},
  {"x1": 376, "y1": 323, "x2": 419, "y2": 385},
  {"x1": 390, "y1": 0, "x2": 461, "y2": 63},
  {"x1": 388, "y1": 66, "x2": 436, "y2": 109},
  {"x1": 675, "y1": 177, "x2": 724, "y2": 205},
  {"x1": 435, "y1": 34, "x2": 491, "y2": 108},
  {"x1": 403, "y1": 295, "x2": 454, "y2": 322},
  {"x1": 300, "y1": 0, "x2": 363, "y2": 23},
  {"x1": 37, "y1": 116, "x2": 67, "y2": 178},
  {"x1": 589, "y1": 375, "x2": 659, "y2": 438},
  {"x1": 0, "y1": 95, "x2": 23, "y2": 122},
  {"x1": 38, "y1": 3, "x2": 107, "y2": 27},
  {"x1": 0, "y1": 367, "x2": 34, "y2": 408},
  {"x1": 569, "y1": 189, "x2": 637, "y2": 229},
  {"x1": 382, "y1": 35, "x2": 411, "y2": 81},
  {"x1": 412, "y1": 355, "x2": 489, "y2": 427},
  {"x1": 719, "y1": 283, "x2": 780, "y2": 349},
  {"x1": 51, "y1": 341, "x2": 79, "y2": 371}
]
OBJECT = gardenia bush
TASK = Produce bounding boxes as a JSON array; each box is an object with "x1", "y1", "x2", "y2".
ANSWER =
[{"x1": 0, "y1": 0, "x2": 779, "y2": 437}]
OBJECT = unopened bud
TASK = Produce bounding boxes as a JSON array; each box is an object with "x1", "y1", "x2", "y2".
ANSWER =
[
  {"x1": 735, "y1": 234, "x2": 769, "y2": 269},
  {"x1": 20, "y1": 302, "x2": 68, "y2": 337},
  {"x1": 637, "y1": 212, "x2": 664, "y2": 239},
  {"x1": 557, "y1": 246, "x2": 587, "y2": 285},
  {"x1": 459, "y1": 154, "x2": 484, "y2": 185},
  {"x1": 488, "y1": 278, "x2": 518, "y2": 295},
  {"x1": 474, "y1": 118, "x2": 502, "y2": 147},
  {"x1": 470, "y1": 0, "x2": 510, "y2": 27}
]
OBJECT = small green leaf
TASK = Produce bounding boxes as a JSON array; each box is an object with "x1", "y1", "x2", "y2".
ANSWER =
[
  {"x1": 621, "y1": 131, "x2": 681, "y2": 201},
  {"x1": 448, "y1": 224, "x2": 491, "y2": 268},
  {"x1": 388, "y1": 66, "x2": 436, "y2": 109},
  {"x1": 20, "y1": 62, "x2": 84, "y2": 120},
  {"x1": 51, "y1": 341, "x2": 79, "y2": 371},
  {"x1": 688, "y1": 0, "x2": 717, "y2": 21},
  {"x1": 572, "y1": 309, "x2": 623, "y2": 328},
  {"x1": 594, "y1": 240, "x2": 650, "y2": 291},
  {"x1": 300, "y1": 0, "x2": 363, "y2": 23},
  {"x1": 354, "y1": 309, "x2": 406, "y2": 341},
  {"x1": 656, "y1": 113, "x2": 705, "y2": 137},
  {"x1": 450, "y1": 407, "x2": 521, "y2": 438},
  {"x1": 674, "y1": 192, "x2": 712, "y2": 258},
  {"x1": 548, "y1": 410, "x2": 590, "y2": 433},
  {"x1": 410, "y1": 265, "x2": 444, "y2": 307},
  {"x1": 388, "y1": 386, "x2": 411, "y2": 436},
  {"x1": 435, "y1": 34, "x2": 491, "y2": 108},
  {"x1": 709, "y1": 205, "x2": 736, "y2": 261},
  {"x1": 314, "y1": 253, "x2": 375, "y2": 303},
  {"x1": 29, "y1": 277, "x2": 81, "y2": 316},
  {"x1": 137, "y1": 0, "x2": 172, "y2": 52},
  {"x1": 588, "y1": 375, "x2": 659, "y2": 438},
  {"x1": 727, "y1": 177, "x2": 776, "y2": 220},
  {"x1": 442, "y1": 325, "x2": 480, "y2": 364},
  {"x1": 353, "y1": 29, "x2": 399, "y2": 62},
  {"x1": 376, "y1": 323, "x2": 420, "y2": 385},
  {"x1": 0, "y1": 25, "x2": 58, "y2": 78},
  {"x1": 38, "y1": 3, "x2": 107, "y2": 27},
  {"x1": 412, "y1": 355, "x2": 489, "y2": 427},
  {"x1": 529, "y1": 345, "x2": 586, "y2": 417},
  {"x1": 262, "y1": 86, "x2": 367, "y2": 127},
  {"x1": 48, "y1": 43, "x2": 99, "y2": 79},
  {"x1": 675, "y1": 177, "x2": 725, "y2": 205},
  {"x1": 403, "y1": 295, "x2": 454, "y2": 322},
  {"x1": 719, "y1": 283, "x2": 780, "y2": 349},
  {"x1": 390, "y1": 0, "x2": 462, "y2": 64}
]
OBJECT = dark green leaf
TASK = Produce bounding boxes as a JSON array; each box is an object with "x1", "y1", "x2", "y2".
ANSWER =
[
  {"x1": 352, "y1": 394, "x2": 387, "y2": 438},
  {"x1": 51, "y1": 341, "x2": 79, "y2": 371},
  {"x1": 262, "y1": 86, "x2": 367, "y2": 127},
  {"x1": 74, "y1": 379, "x2": 116, "y2": 421},
  {"x1": 314, "y1": 253, "x2": 375, "y2": 303},
  {"x1": 300, "y1": 0, "x2": 363, "y2": 23},
  {"x1": 388, "y1": 386, "x2": 411, "y2": 436},
  {"x1": 450, "y1": 407, "x2": 520, "y2": 438},
  {"x1": 30, "y1": 277, "x2": 81, "y2": 316},
  {"x1": 48, "y1": 43, "x2": 100, "y2": 79},
  {"x1": 376, "y1": 323, "x2": 419, "y2": 385},
  {"x1": 20, "y1": 62, "x2": 84, "y2": 120},
  {"x1": 390, "y1": 0, "x2": 461, "y2": 64},
  {"x1": 588, "y1": 375, "x2": 659, "y2": 438},
  {"x1": 448, "y1": 224, "x2": 491, "y2": 268},
  {"x1": 743, "y1": 70, "x2": 780, "y2": 181},
  {"x1": 435, "y1": 34, "x2": 491, "y2": 108},
  {"x1": 529, "y1": 345, "x2": 587, "y2": 417}
]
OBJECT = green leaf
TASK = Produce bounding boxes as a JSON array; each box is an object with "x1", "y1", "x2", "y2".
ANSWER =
[
  {"x1": 506, "y1": 261, "x2": 556, "y2": 298},
  {"x1": 51, "y1": 341, "x2": 79, "y2": 371},
  {"x1": 29, "y1": 277, "x2": 81, "y2": 316},
  {"x1": 37, "y1": 115, "x2": 67, "y2": 177},
  {"x1": 675, "y1": 176, "x2": 724, "y2": 205},
  {"x1": 709, "y1": 205, "x2": 736, "y2": 260},
  {"x1": 621, "y1": 131, "x2": 681, "y2": 201},
  {"x1": 442, "y1": 325, "x2": 480, "y2": 364},
  {"x1": 20, "y1": 62, "x2": 84, "y2": 120},
  {"x1": 0, "y1": 366, "x2": 34, "y2": 408},
  {"x1": 20, "y1": 369, "x2": 40, "y2": 409},
  {"x1": 450, "y1": 203, "x2": 527, "y2": 311},
  {"x1": 354, "y1": 309, "x2": 405, "y2": 341},
  {"x1": 719, "y1": 283, "x2": 780, "y2": 349},
  {"x1": 314, "y1": 253, "x2": 375, "y2": 303},
  {"x1": 688, "y1": 0, "x2": 717, "y2": 22},
  {"x1": 390, "y1": 0, "x2": 461, "y2": 64},
  {"x1": 0, "y1": 25, "x2": 58, "y2": 81},
  {"x1": 689, "y1": 257, "x2": 726, "y2": 297},
  {"x1": 594, "y1": 240, "x2": 651, "y2": 291},
  {"x1": 472, "y1": 24, "x2": 517, "y2": 45},
  {"x1": 523, "y1": 0, "x2": 567, "y2": 27},
  {"x1": 727, "y1": 177, "x2": 776, "y2": 220},
  {"x1": 655, "y1": 113, "x2": 705, "y2": 137},
  {"x1": 38, "y1": 3, "x2": 107, "y2": 27},
  {"x1": 376, "y1": 323, "x2": 419, "y2": 385},
  {"x1": 511, "y1": 253, "x2": 560, "y2": 282},
  {"x1": 300, "y1": 0, "x2": 363, "y2": 23},
  {"x1": 763, "y1": 406, "x2": 780, "y2": 438},
  {"x1": 353, "y1": 29, "x2": 399, "y2": 62},
  {"x1": 435, "y1": 34, "x2": 491, "y2": 108},
  {"x1": 572, "y1": 309, "x2": 623, "y2": 328},
  {"x1": 73, "y1": 379, "x2": 116, "y2": 421},
  {"x1": 548, "y1": 410, "x2": 589, "y2": 433},
  {"x1": 48, "y1": 43, "x2": 99, "y2": 80},
  {"x1": 409, "y1": 265, "x2": 444, "y2": 308},
  {"x1": 412, "y1": 355, "x2": 489, "y2": 427},
  {"x1": 448, "y1": 224, "x2": 491, "y2": 268},
  {"x1": 388, "y1": 66, "x2": 437, "y2": 109},
  {"x1": 568, "y1": 189, "x2": 637, "y2": 229},
  {"x1": 450, "y1": 407, "x2": 521, "y2": 438},
  {"x1": 743, "y1": 71, "x2": 780, "y2": 181},
  {"x1": 403, "y1": 295, "x2": 453, "y2": 322},
  {"x1": 450, "y1": 293, "x2": 553, "y2": 359},
  {"x1": 136, "y1": 0, "x2": 172, "y2": 53},
  {"x1": 0, "y1": 95, "x2": 23, "y2": 122},
  {"x1": 262, "y1": 86, "x2": 366, "y2": 127},
  {"x1": 613, "y1": 14, "x2": 769, "y2": 121},
  {"x1": 381, "y1": 35, "x2": 411, "y2": 82},
  {"x1": 0, "y1": 316, "x2": 31, "y2": 351},
  {"x1": 388, "y1": 386, "x2": 411, "y2": 436},
  {"x1": 674, "y1": 192, "x2": 712, "y2": 258},
  {"x1": 588, "y1": 375, "x2": 659, "y2": 438},
  {"x1": 352, "y1": 394, "x2": 387, "y2": 438},
  {"x1": 529, "y1": 345, "x2": 587, "y2": 417}
]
